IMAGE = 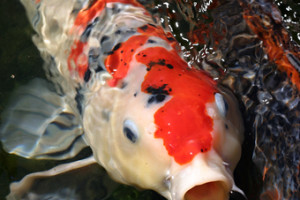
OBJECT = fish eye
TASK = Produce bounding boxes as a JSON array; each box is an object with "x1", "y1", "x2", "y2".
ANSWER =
[
  {"x1": 123, "y1": 119, "x2": 139, "y2": 143},
  {"x1": 215, "y1": 93, "x2": 228, "y2": 117}
]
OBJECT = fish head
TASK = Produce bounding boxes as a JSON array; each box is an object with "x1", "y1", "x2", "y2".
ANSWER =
[{"x1": 83, "y1": 61, "x2": 244, "y2": 200}]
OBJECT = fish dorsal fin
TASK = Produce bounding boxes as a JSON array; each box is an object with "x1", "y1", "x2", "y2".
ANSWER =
[{"x1": 0, "y1": 78, "x2": 87, "y2": 160}]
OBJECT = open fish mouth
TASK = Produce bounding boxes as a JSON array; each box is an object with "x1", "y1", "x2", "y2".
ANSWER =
[
  {"x1": 165, "y1": 152, "x2": 233, "y2": 200},
  {"x1": 184, "y1": 182, "x2": 227, "y2": 200}
]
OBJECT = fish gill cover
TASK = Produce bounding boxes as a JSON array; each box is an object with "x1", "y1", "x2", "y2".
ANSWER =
[{"x1": 0, "y1": 0, "x2": 299, "y2": 200}]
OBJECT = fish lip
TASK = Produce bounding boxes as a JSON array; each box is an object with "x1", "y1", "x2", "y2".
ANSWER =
[{"x1": 166, "y1": 152, "x2": 233, "y2": 200}]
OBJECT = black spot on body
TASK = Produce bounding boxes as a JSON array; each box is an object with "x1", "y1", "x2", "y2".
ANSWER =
[
  {"x1": 139, "y1": 25, "x2": 148, "y2": 32},
  {"x1": 84, "y1": 69, "x2": 91, "y2": 82},
  {"x1": 112, "y1": 43, "x2": 122, "y2": 52},
  {"x1": 148, "y1": 39, "x2": 156, "y2": 43},
  {"x1": 166, "y1": 64, "x2": 174, "y2": 69},
  {"x1": 224, "y1": 98, "x2": 229, "y2": 113},
  {"x1": 167, "y1": 37, "x2": 176, "y2": 42},
  {"x1": 100, "y1": 36, "x2": 109, "y2": 44},
  {"x1": 225, "y1": 124, "x2": 229, "y2": 129},
  {"x1": 75, "y1": 88, "x2": 84, "y2": 114},
  {"x1": 81, "y1": 23, "x2": 93, "y2": 41},
  {"x1": 95, "y1": 65, "x2": 103, "y2": 72},
  {"x1": 81, "y1": 17, "x2": 98, "y2": 42},
  {"x1": 134, "y1": 92, "x2": 137, "y2": 97}
]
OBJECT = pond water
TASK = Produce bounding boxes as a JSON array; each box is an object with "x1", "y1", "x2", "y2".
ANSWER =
[{"x1": 0, "y1": 0, "x2": 299, "y2": 199}]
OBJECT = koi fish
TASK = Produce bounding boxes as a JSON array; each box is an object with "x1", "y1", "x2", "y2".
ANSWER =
[{"x1": 0, "y1": 0, "x2": 244, "y2": 199}]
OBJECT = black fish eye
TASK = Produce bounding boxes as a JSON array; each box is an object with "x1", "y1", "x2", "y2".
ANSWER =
[{"x1": 123, "y1": 120, "x2": 139, "y2": 143}]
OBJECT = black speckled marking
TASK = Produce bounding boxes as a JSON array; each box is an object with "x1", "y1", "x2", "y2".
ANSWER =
[
  {"x1": 146, "y1": 84, "x2": 170, "y2": 105},
  {"x1": 146, "y1": 84, "x2": 169, "y2": 95},
  {"x1": 147, "y1": 59, "x2": 166, "y2": 71},
  {"x1": 148, "y1": 94, "x2": 166, "y2": 104}
]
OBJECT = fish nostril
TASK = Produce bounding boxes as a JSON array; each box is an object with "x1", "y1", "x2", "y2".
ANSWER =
[
  {"x1": 164, "y1": 175, "x2": 172, "y2": 189},
  {"x1": 184, "y1": 182, "x2": 228, "y2": 200}
]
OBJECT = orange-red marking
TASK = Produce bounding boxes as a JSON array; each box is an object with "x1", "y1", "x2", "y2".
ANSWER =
[{"x1": 137, "y1": 47, "x2": 217, "y2": 164}]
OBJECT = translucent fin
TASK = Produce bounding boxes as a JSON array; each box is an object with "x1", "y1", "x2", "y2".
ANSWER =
[
  {"x1": 231, "y1": 182, "x2": 248, "y2": 200},
  {"x1": 0, "y1": 79, "x2": 87, "y2": 160},
  {"x1": 6, "y1": 157, "x2": 119, "y2": 200}
]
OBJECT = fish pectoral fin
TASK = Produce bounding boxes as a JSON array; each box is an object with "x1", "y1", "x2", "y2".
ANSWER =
[
  {"x1": 0, "y1": 78, "x2": 87, "y2": 160},
  {"x1": 6, "y1": 156, "x2": 111, "y2": 200}
]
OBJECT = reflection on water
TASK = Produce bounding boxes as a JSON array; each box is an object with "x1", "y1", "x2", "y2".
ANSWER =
[{"x1": 0, "y1": 0, "x2": 299, "y2": 199}]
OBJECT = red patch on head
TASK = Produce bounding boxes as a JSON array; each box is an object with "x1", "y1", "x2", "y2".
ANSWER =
[{"x1": 137, "y1": 47, "x2": 217, "y2": 165}]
